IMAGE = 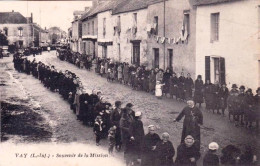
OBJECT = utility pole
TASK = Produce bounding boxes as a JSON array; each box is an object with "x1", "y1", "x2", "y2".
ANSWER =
[{"x1": 163, "y1": 0, "x2": 166, "y2": 70}]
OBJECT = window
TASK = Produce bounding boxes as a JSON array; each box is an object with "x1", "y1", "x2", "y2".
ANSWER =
[
  {"x1": 84, "y1": 24, "x2": 87, "y2": 34},
  {"x1": 183, "y1": 11, "x2": 190, "y2": 35},
  {"x1": 132, "y1": 42, "x2": 140, "y2": 66},
  {"x1": 18, "y1": 27, "x2": 23, "y2": 37},
  {"x1": 211, "y1": 13, "x2": 219, "y2": 42},
  {"x1": 103, "y1": 18, "x2": 106, "y2": 38},
  {"x1": 3, "y1": 27, "x2": 8, "y2": 36},
  {"x1": 133, "y1": 13, "x2": 137, "y2": 34},
  {"x1": 153, "y1": 16, "x2": 158, "y2": 35},
  {"x1": 205, "y1": 56, "x2": 211, "y2": 82}
]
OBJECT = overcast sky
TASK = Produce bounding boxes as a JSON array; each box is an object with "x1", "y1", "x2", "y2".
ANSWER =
[{"x1": 0, "y1": 1, "x2": 92, "y2": 32}]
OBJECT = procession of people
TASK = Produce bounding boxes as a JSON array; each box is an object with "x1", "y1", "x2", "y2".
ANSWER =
[{"x1": 11, "y1": 49, "x2": 259, "y2": 166}]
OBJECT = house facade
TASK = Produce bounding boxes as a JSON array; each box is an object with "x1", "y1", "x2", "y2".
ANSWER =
[
  {"x1": 147, "y1": 0, "x2": 197, "y2": 77},
  {"x1": 71, "y1": 11, "x2": 84, "y2": 52},
  {"x1": 195, "y1": 0, "x2": 260, "y2": 90},
  {"x1": 0, "y1": 11, "x2": 42, "y2": 48}
]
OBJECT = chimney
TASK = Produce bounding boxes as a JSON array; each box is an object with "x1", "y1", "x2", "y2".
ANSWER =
[
  {"x1": 85, "y1": 7, "x2": 90, "y2": 11},
  {"x1": 31, "y1": 13, "x2": 33, "y2": 23},
  {"x1": 45, "y1": 27, "x2": 46, "y2": 30},
  {"x1": 12, "y1": 10, "x2": 14, "y2": 12}
]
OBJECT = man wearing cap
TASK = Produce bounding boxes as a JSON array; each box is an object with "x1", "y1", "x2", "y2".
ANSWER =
[
  {"x1": 174, "y1": 100, "x2": 203, "y2": 147},
  {"x1": 203, "y1": 142, "x2": 220, "y2": 166},
  {"x1": 141, "y1": 125, "x2": 161, "y2": 166},
  {"x1": 175, "y1": 135, "x2": 201, "y2": 166}
]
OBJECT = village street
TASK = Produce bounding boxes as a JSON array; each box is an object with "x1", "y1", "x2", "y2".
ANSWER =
[{"x1": 1, "y1": 51, "x2": 259, "y2": 164}]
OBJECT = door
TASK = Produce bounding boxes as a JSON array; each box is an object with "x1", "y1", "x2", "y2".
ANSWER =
[
  {"x1": 102, "y1": 46, "x2": 107, "y2": 58},
  {"x1": 168, "y1": 49, "x2": 173, "y2": 68},
  {"x1": 18, "y1": 40, "x2": 23, "y2": 48},
  {"x1": 205, "y1": 56, "x2": 211, "y2": 82},
  {"x1": 154, "y1": 48, "x2": 159, "y2": 68},
  {"x1": 213, "y1": 57, "x2": 225, "y2": 84},
  {"x1": 132, "y1": 42, "x2": 140, "y2": 66}
]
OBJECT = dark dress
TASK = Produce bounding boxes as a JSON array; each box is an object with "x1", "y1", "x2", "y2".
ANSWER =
[
  {"x1": 131, "y1": 118, "x2": 145, "y2": 160},
  {"x1": 244, "y1": 94, "x2": 256, "y2": 123},
  {"x1": 163, "y1": 72, "x2": 172, "y2": 94},
  {"x1": 141, "y1": 133, "x2": 161, "y2": 166},
  {"x1": 204, "y1": 83, "x2": 214, "y2": 110},
  {"x1": 149, "y1": 72, "x2": 156, "y2": 92},
  {"x1": 194, "y1": 79, "x2": 204, "y2": 104},
  {"x1": 170, "y1": 76, "x2": 179, "y2": 97},
  {"x1": 178, "y1": 76, "x2": 186, "y2": 100},
  {"x1": 218, "y1": 87, "x2": 229, "y2": 110},
  {"x1": 175, "y1": 143, "x2": 201, "y2": 166},
  {"x1": 203, "y1": 151, "x2": 220, "y2": 166},
  {"x1": 176, "y1": 106, "x2": 203, "y2": 146},
  {"x1": 155, "y1": 140, "x2": 175, "y2": 166},
  {"x1": 184, "y1": 77, "x2": 194, "y2": 99}
]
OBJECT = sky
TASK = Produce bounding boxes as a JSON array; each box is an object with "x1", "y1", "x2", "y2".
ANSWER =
[{"x1": 0, "y1": 1, "x2": 93, "y2": 32}]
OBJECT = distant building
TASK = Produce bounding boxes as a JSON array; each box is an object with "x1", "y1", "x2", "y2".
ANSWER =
[
  {"x1": 48, "y1": 27, "x2": 67, "y2": 44},
  {"x1": 71, "y1": 10, "x2": 85, "y2": 52},
  {"x1": 0, "y1": 11, "x2": 43, "y2": 48},
  {"x1": 195, "y1": 0, "x2": 260, "y2": 91}
]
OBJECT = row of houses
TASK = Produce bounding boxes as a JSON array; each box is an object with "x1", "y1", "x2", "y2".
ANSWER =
[
  {"x1": 69, "y1": 0, "x2": 260, "y2": 91},
  {"x1": 0, "y1": 11, "x2": 49, "y2": 48}
]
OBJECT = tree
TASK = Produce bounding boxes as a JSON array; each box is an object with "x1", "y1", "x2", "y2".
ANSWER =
[{"x1": 0, "y1": 33, "x2": 9, "y2": 45}]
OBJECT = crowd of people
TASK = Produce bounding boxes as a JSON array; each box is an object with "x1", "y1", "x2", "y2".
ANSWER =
[
  {"x1": 11, "y1": 50, "x2": 259, "y2": 166},
  {"x1": 58, "y1": 50, "x2": 260, "y2": 129}
]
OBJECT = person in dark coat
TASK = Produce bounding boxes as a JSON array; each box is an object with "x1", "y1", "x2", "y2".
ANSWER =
[
  {"x1": 120, "y1": 106, "x2": 134, "y2": 166},
  {"x1": 141, "y1": 125, "x2": 161, "y2": 166},
  {"x1": 218, "y1": 84, "x2": 229, "y2": 116},
  {"x1": 162, "y1": 69, "x2": 172, "y2": 97},
  {"x1": 220, "y1": 145, "x2": 241, "y2": 165},
  {"x1": 212, "y1": 82, "x2": 221, "y2": 114},
  {"x1": 178, "y1": 72, "x2": 186, "y2": 101},
  {"x1": 184, "y1": 73, "x2": 194, "y2": 100},
  {"x1": 244, "y1": 89, "x2": 256, "y2": 128},
  {"x1": 149, "y1": 69, "x2": 156, "y2": 94},
  {"x1": 175, "y1": 135, "x2": 201, "y2": 166},
  {"x1": 170, "y1": 72, "x2": 179, "y2": 99},
  {"x1": 110, "y1": 101, "x2": 122, "y2": 151},
  {"x1": 174, "y1": 100, "x2": 203, "y2": 148},
  {"x1": 227, "y1": 84, "x2": 240, "y2": 122},
  {"x1": 130, "y1": 111, "x2": 145, "y2": 165},
  {"x1": 237, "y1": 85, "x2": 246, "y2": 126},
  {"x1": 193, "y1": 75, "x2": 204, "y2": 107},
  {"x1": 155, "y1": 132, "x2": 175, "y2": 166},
  {"x1": 254, "y1": 87, "x2": 260, "y2": 128},
  {"x1": 204, "y1": 80, "x2": 214, "y2": 111},
  {"x1": 203, "y1": 142, "x2": 220, "y2": 166}
]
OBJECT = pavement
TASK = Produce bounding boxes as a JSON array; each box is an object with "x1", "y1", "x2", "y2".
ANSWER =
[{"x1": 0, "y1": 51, "x2": 259, "y2": 165}]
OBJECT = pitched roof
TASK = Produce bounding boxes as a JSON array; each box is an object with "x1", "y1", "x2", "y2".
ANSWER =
[
  {"x1": 0, "y1": 12, "x2": 28, "y2": 24},
  {"x1": 81, "y1": 0, "x2": 122, "y2": 21},
  {"x1": 112, "y1": 0, "x2": 164, "y2": 15},
  {"x1": 194, "y1": 0, "x2": 244, "y2": 6}
]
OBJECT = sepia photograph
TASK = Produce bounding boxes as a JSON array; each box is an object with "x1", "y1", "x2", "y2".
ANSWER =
[{"x1": 0, "y1": 0, "x2": 259, "y2": 166}]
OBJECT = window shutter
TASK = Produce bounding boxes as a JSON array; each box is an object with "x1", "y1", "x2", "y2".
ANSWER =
[
  {"x1": 220, "y1": 57, "x2": 225, "y2": 84},
  {"x1": 205, "y1": 56, "x2": 211, "y2": 82}
]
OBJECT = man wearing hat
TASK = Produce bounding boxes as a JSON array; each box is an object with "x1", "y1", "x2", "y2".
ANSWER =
[
  {"x1": 141, "y1": 125, "x2": 161, "y2": 166},
  {"x1": 227, "y1": 84, "x2": 240, "y2": 123},
  {"x1": 254, "y1": 87, "x2": 260, "y2": 128},
  {"x1": 203, "y1": 142, "x2": 220, "y2": 166},
  {"x1": 174, "y1": 100, "x2": 203, "y2": 147},
  {"x1": 175, "y1": 135, "x2": 201, "y2": 166}
]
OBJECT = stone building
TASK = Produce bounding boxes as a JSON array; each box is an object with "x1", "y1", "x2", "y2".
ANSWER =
[
  {"x1": 195, "y1": 0, "x2": 260, "y2": 90},
  {"x1": 146, "y1": 0, "x2": 197, "y2": 78},
  {"x1": 0, "y1": 11, "x2": 42, "y2": 48},
  {"x1": 71, "y1": 10, "x2": 85, "y2": 52}
]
